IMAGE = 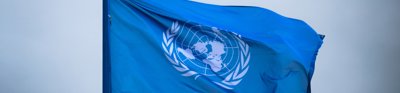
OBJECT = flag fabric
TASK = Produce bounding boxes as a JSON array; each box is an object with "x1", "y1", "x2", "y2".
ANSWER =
[{"x1": 105, "y1": 0, "x2": 324, "y2": 93}]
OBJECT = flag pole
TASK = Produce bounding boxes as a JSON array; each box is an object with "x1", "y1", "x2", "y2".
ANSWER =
[{"x1": 103, "y1": 0, "x2": 111, "y2": 92}]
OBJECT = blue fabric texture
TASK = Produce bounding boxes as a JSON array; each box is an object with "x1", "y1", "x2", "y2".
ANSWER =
[{"x1": 107, "y1": 0, "x2": 324, "y2": 93}]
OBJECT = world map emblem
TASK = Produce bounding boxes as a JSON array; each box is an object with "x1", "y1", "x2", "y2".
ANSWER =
[{"x1": 162, "y1": 21, "x2": 251, "y2": 89}]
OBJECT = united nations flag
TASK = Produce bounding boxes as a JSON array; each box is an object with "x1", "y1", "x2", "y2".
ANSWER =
[{"x1": 105, "y1": 0, "x2": 324, "y2": 93}]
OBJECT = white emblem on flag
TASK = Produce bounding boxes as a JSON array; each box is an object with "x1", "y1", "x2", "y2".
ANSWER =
[{"x1": 162, "y1": 21, "x2": 251, "y2": 90}]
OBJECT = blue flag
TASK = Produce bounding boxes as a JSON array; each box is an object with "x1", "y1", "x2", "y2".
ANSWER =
[{"x1": 105, "y1": 0, "x2": 324, "y2": 93}]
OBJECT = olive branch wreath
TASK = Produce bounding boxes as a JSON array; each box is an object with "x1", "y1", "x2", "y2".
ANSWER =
[{"x1": 162, "y1": 22, "x2": 250, "y2": 89}]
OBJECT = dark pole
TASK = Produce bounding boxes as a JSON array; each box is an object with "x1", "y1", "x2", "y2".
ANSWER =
[{"x1": 103, "y1": 0, "x2": 111, "y2": 92}]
